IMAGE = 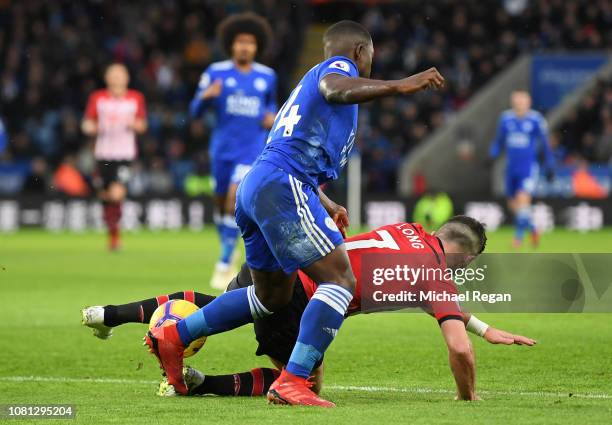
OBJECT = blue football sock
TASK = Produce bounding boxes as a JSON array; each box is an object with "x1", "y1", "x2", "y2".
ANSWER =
[
  {"x1": 177, "y1": 285, "x2": 270, "y2": 345},
  {"x1": 515, "y1": 207, "x2": 532, "y2": 241},
  {"x1": 220, "y1": 215, "x2": 240, "y2": 264},
  {"x1": 213, "y1": 211, "x2": 223, "y2": 241},
  {"x1": 286, "y1": 283, "x2": 353, "y2": 378}
]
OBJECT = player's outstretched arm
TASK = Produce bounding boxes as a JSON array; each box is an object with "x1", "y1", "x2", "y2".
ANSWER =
[
  {"x1": 483, "y1": 327, "x2": 537, "y2": 346},
  {"x1": 462, "y1": 313, "x2": 537, "y2": 346},
  {"x1": 319, "y1": 67, "x2": 444, "y2": 104},
  {"x1": 440, "y1": 319, "x2": 479, "y2": 401}
]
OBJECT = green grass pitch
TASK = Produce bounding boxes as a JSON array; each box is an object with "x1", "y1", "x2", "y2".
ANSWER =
[{"x1": 1, "y1": 227, "x2": 612, "y2": 424}]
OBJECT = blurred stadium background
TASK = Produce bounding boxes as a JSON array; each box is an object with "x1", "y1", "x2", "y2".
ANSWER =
[{"x1": 0, "y1": 0, "x2": 610, "y2": 233}]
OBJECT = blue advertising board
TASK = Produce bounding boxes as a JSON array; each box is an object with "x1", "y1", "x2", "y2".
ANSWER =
[{"x1": 531, "y1": 55, "x2": 607, "y2": 111}]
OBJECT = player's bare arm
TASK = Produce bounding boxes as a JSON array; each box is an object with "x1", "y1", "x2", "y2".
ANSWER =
[
  {"x1": 81, "y1": 118, "x2": 98, "y2": 136},
  {"x1": 319, "y1": 67, "x2": 444, "y2": 104},
  {"x1": 128, "y1": 118, "x2": 147, "y2": 134},
  {"x1": 440, "y1": 319, "x2": 478, "y2": 401},
  {"x1": 201, "y1": 79, "x2": 223, "y2": 100}
]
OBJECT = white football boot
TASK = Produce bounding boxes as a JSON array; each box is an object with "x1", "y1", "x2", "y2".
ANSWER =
[
  {"x1": 157, "y1": 366, "x2": 205, "y2": 396},
  {"x1": 81, "y1": 306, "x2": 113, "y2": 339},
  {"x1": 209, "y1": 261, "x2": 233, "y2": 291},
  {"x1": 183, "y1": 365, "x2": 206, "y2": 390}
]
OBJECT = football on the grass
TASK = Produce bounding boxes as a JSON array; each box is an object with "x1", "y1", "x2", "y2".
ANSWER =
[{"x1": 149, "y1": 300, "x2": 206, "y2": 358}]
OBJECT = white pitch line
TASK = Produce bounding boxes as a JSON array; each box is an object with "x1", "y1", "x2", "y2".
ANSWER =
[
  {"x1": 0, "y1": 376, "x2": 158, "y2": 385},
  {"x1": 1, "y1": 376, "x2": 610, "y2": 400},
  {"x1": 326, "y1": 385, "x2": 612, "y2": 400}
]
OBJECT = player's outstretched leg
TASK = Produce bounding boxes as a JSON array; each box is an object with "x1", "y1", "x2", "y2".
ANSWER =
[
  {"x1": 144, "y1": 282, "x2": 281, "y2": 394},
  {"x1": 81, "y1": 291, "x2": 215, "y2": 339},
  {"x1": 158, "y1": 366, "x2": 281, "y2": 397}
]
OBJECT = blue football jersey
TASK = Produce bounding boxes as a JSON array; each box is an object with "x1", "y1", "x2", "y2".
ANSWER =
[
  {"x1": 190, "y1": 60, "x2": 277, "y2": 163},
  {"x1": 489, "y1": 109, "x2": 553, "y2": 174},
  {"x1": 258, "y1": 56, "x2": 359, "y2": 186}
]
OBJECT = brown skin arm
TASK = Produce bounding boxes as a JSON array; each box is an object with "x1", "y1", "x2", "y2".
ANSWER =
[{"x1": 319, "y1": 67, "x2": 444, "y2": 104}]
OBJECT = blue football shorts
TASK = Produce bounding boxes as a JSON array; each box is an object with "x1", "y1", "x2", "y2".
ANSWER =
[
  {"x1": 211, "y1": 159, "x2": 253, "y2": 195},
  {"x1": 235, "y1": 160, "x2": 344, "y2": 274}
]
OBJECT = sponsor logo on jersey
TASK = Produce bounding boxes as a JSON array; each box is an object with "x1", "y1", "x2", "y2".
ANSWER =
[{"x1": 226, "y1": 94, "x2": 261, "y2": 117}]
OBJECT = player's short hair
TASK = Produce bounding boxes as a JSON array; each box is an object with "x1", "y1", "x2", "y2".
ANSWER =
[
  {"x1": 217, "y1": 12, "x2": 272, "y2": 58},
  {"x1": 323, "y1": 20, "x2": 372, "y2": 46},
  {"x1": 437, "y1": 215, "x2": 487, "y2": 255}
]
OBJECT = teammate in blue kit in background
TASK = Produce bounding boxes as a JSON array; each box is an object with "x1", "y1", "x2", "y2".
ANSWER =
[
  {"x1": 489, "y1": 90, "x2": 554, "y2": 248},
  {"x1": 190, "y1": 13, "x2": 277, "y2": 289},
  {"x1": 146, "y1": 20, "x2": 444, "y2": 406}
]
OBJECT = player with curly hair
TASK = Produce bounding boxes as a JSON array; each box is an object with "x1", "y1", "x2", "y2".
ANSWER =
[{"x1": 190, "y1": 13, "x2": 278, "y2": 289}]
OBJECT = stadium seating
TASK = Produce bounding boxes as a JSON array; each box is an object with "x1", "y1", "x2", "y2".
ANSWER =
[{"x1": 0, "y1": 0, "x2": 610, "y2": 195}]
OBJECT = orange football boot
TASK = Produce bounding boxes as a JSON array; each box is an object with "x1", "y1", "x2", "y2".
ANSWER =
[
  {"x1": 144, "y1": 325, "x2": 188, "y2": 395},
  {"x1": 267, "y1": 369, "x2": 335, "y2": 407}
]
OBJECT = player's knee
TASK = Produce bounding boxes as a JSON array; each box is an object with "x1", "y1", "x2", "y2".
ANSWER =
[
  {"x1": 333, "y1": 269, "x2": 356, "y2": 294},
  {"x1": 255, "y1": 284, "x2": 293, "y2": 312},
  {"x1": 448, "y1": 341, "x2": 473, "y2": 360},
  {"x1": 108, "y1": 183, "x2": 126, "y2": 202}
]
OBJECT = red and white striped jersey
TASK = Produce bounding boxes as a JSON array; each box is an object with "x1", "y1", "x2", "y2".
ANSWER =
[{"x1": 84, "y1": 89, "x2": 146, "y2": 161}]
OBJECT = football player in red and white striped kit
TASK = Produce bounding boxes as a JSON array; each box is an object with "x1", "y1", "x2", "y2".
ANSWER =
[{"x1": 82, "y1": 63, "x2": 147, "y2": 251}]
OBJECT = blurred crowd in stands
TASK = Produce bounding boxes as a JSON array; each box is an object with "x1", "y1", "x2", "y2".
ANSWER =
[
  {"x1": 0, "y1": 0, "x2": 611, "y2": 196},
  {"x1": 0, "y1": 0, "x2": 306, "y2": 196},
  {"x1": 335, "y1": 0, "x2": 612, "y2": 191},
  {"x1": 553, "y1": 75, "x2": 612, "y2": 165}
]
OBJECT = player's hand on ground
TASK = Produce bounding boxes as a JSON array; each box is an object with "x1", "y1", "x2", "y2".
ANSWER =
[
  {"x1": 484, "y1": 327, "x2": 537, "y2": 346},
  {"x1": 201, "y1": 79, "x2": 223, "y2": 100},
  {"x1": 399, "y1": 67, "x2": 444, "y2": 94}
]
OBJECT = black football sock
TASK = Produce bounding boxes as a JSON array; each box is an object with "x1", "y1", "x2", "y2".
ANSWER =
[
  {"x1": 190, "y1": 368, "x2": 280, "y2": 396},
  {"x1": 103, "y1": 291, "x2": 216, "y2": 327}
]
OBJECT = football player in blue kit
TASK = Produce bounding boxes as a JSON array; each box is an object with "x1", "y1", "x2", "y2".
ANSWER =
[
  {"x1": 489, "y1": 91, "x2": 554, "y2": 248},
  {"x1": 190, "y1": 13, "x2": 277, "y2": 289},
  {"x1": 146, "y1": 20, "x2": 444, "y2": 406}
]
